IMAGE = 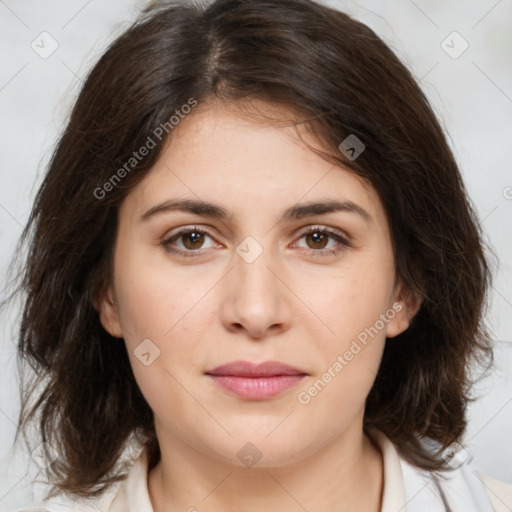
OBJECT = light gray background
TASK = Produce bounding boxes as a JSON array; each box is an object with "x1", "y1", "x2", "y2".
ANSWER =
[{"x1": 1, "y1": 0, "x2": 511, "y2": 509}]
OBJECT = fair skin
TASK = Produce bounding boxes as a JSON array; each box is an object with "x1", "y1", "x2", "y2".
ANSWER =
[{"x1": 98, "y1": 99, "x2": 421, "y2": 512}]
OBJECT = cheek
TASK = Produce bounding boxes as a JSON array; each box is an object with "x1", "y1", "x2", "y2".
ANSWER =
[
  {"x1": 111, "y1": 241, "x2": 214, "y2": 390},
  {"x1": 113, "y1": 237, "x2": 209, "y2": 340},
  {"x1": 294, "y1": 260, "x2": 393, "y2": 395},
  {"x1": 301, "y1": 267, "x2": 394, "y2": 346},
  {"x1": 295, "y1": 274, "x2": 389, "y2": 417}
]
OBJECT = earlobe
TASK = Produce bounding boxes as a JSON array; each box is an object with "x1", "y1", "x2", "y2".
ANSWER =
[
  {"x1": 97, "y1": 289, "x2": 124, "y2": 338},
  {"x1": 385, "y1": 283, "x2": 423, "y2": 339}
]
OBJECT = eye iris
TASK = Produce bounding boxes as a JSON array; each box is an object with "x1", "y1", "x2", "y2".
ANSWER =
[
  {"x1": 183, "y1": 231, "x2": 204, "y2": 250},
  {"x1": 306, "y1": 231, "x2": 328, "y2": 249}
]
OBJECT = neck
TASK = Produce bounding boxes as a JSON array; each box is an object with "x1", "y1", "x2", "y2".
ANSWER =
[{"x1": 148, "y1": 423, "x2": 383, "y2": 512}]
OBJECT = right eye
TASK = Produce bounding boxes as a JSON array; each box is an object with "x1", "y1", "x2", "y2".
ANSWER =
[{"x1": 162, "y1": 226, "x2": 221, "y2": 257}]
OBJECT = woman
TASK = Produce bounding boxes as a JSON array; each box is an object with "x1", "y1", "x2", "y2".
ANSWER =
[{"x1": 6, "y1": 0, "x2": 511, "y2": 510}]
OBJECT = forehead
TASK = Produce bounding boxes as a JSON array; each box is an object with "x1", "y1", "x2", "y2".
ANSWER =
[{"x1": 120, "y1": 99, "x2": 386, "y2": 230}]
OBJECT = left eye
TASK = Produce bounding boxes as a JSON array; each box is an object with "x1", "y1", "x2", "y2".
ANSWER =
[
  {"x1": 292, "y1": 227, "x2": 351, "y2": 257},
  {"x1": 304, "y1": 231, "x2": 333, "y2": 249}
]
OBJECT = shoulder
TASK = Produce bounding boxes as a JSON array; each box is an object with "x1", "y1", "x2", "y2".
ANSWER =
[
  {"x1": 401, "y1": 456, "x2": 512, "y2": 512},
  {"x1": 9, "y1": 448, "x2": 148, "y2": 512},
  {"x1": 8, "y1": 447, "x2": 149, "y2": 512},
  {"x1": 477, "y1": 471, "x2": 512, "y2": 512},
  {"x1": 7, "y1": 480, "x2": 123, "y2": 512},
  {"x1": 368, "y1": 427, "x2": 512, "y2": 512}
]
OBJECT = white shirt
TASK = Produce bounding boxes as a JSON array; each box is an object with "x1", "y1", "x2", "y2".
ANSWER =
[{"x1": 13, "y1": 428, "x2": 512, "y2": 512}]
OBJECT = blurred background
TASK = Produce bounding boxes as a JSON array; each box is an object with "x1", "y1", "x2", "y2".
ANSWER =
[{"x1": 1, "y1": 0, "x2": 511, "y2": 509}]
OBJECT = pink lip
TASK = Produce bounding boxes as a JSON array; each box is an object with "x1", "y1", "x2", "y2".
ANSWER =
[{"x1": 205, "y1": 360, "x2": 308, "y2": 400}]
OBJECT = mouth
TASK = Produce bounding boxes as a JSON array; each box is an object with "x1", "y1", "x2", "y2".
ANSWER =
[{"x1": 205, "y1": 360, "x2": 308, "y2": 400}]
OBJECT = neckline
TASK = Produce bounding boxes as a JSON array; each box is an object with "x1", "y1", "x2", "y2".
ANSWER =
[{"x1": 110, "y1": 428, "x2": 406, "y2": 512}]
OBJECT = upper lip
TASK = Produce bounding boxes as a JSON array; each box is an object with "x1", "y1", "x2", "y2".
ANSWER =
[{"x1": 205, "y1": 360, "x2": 307, "y2": 377}]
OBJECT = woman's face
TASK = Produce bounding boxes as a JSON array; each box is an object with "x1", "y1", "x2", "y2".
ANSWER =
[{"x1": 99, "y1": 100, "x2": 418, "y2": 467}]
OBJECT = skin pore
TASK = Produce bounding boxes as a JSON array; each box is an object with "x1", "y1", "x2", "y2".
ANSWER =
[{"x1": 98, "y1": 99, "x2": 421, "y2": 512}]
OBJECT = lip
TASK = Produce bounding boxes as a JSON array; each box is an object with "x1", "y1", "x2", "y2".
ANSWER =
[
  {"x1": 205, "y1": 360, "x2": 308, "y2": 400},
  {"x1": 206, "y1": 360, "x2": 307, "y2": 377}
]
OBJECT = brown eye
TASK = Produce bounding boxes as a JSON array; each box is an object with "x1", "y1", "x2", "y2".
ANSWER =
[
  {"x1": 162, "y1": 227, "x2": 219, "y2": 257},
  {"x1": 304, "y1": 231, "x2": 329, "y2": 250},
  {"x1": 294, "y1": 227, "x2": 351, "y2": 258},
  {"x1": 180, "y1": 231, "x2": 206, "y2": 250}
]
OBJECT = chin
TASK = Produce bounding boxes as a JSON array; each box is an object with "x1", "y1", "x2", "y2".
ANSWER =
[{"x1": 203, "y1": 431, "x2": 316, "y2": 469}]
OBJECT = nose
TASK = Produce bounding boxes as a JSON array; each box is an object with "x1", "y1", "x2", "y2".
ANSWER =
[{"x1": 220, "y1": 240, "x2": 293, "y2": 340}]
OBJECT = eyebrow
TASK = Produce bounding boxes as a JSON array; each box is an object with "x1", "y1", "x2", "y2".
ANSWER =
[{"x1": 140, "y1": 198, "x2": 373, "y2": 225}]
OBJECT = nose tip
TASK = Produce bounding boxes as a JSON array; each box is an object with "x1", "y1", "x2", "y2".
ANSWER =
[{"x1": 229, "y1": 321, "x2": 283, "y2": 338}]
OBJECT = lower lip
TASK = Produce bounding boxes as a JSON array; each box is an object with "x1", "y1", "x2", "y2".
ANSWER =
[{"x1": 207, "y1": 374, "x2": 306, "y2": 400}]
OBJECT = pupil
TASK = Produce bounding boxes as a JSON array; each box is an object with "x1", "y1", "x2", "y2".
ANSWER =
[
  {"x1": 309, "y1": 232, "x2": 327, "y2": 249},
  {"x1": 184, "y1": 231, "x2": 203, "y2": 249}
]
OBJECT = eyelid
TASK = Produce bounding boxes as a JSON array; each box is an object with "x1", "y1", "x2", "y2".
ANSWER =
[
  {"x1": 296, "y1": 225, "x2": 352, "y2": 243},
  {"x1": 164, "y1": 224, "x2": 218, "y2": 241}
]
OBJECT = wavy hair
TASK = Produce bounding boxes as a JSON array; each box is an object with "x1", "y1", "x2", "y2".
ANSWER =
[{"x1": 4, "y1": 0, "x2": 494, "y2": 500}]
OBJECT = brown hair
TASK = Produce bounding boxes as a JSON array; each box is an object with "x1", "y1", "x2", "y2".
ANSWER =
[{"x1": 5, "y1": 0, "x2": 495, "y2": 500}]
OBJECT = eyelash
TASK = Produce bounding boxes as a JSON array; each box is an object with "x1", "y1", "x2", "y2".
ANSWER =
[{"x1": 161, "y1": 225, "x2": 352, "y2": 259}]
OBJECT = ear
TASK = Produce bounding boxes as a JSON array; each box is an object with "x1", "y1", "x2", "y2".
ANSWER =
[
  {"x1": 385, "y1": 279, "x2": 423, "y2": 339},
  {"x1": 93, "y1": 286, "x2": 124, "y2": 339}
]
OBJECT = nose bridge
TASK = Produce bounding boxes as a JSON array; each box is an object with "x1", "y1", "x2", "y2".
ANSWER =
[
  {"x1": 234, "y1": 234, "x2": 279, "y2": 302},
  {"x1": 222, "y1": 234, "x2": 290, "y2": 337}
]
